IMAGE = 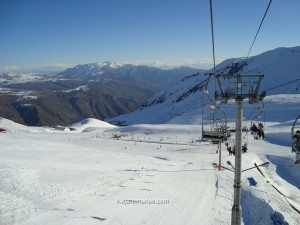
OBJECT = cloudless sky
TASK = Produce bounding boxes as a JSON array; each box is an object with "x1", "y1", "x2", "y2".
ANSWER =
[{"x1": 0, "y1": 0, "x2": 299, "y2": 72}]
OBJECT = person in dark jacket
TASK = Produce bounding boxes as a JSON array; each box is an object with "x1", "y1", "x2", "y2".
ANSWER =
[
  {"x1": 251, "y1": 123, "x2": 259, "y2": 139},
  {"x1": 292, "y1": 130, "x2": 300, "y2": 164},
  {"x1": 258, "y1": 123, "x2": 265, "y2": 139}
]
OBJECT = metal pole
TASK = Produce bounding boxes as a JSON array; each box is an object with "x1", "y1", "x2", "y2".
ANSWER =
[
  {"x1": 218, "y1": 142, "x2": 221, "y2": 171},
  {"x1": 231, "y1": 97, "x2": 243, "y2": 225}
]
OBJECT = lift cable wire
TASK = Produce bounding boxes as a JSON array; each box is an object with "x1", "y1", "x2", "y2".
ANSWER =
[
  {"x1": 245, "y1": 78, "x2": 300, "y2": 135},
  {"x1": 243, "y1": 101, "x2": 265, "y2": 140},
  {"x1": 243, "y1": 102, "x2": 259, "y2": 128},
  {"x1": 241, "y1": 102, "x2": 258, "y2": 145},
  {"x1": 209, "y1": 0, "x2": 216, "y2": 76},
  {"x1": 242, "y1": 78, "x2": 300, "y2": 141},
  {"x1": 206, "y1": 0, "x2": 274, "y2": 143},
  {"x1": 203, "y1": 0, "x2": 228, "y2": 141},
  {"x1": 246, "y1": 0, "x2": 273, "y2": 59},
  {"x1": 263, "y1": 78, "x2": 300, "y2": 93}
]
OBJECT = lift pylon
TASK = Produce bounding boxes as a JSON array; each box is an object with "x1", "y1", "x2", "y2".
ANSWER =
[{"x1": 214, "y1": 70, "x2": 265, "y2": 225}]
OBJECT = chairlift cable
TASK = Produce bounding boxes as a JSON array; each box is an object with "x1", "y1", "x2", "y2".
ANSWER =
[
  {"x1": 291, "y1": 114, "x2": 300, "y2": 138},
  {"x1": 245, "y1": 0, "x2": 273, "y2": 59},
  {"x1": 204, "y1": 0, "x2": 230, "y2": 142},
  {"x1": 243, "y1": 102, "x2": 259, "y2": 128},
  {"x1": 209, "y1": 0, "x2": 216, "y2": 76},
  {"x1": 241, "y1": 105, "x2": 257, "y2": 145},
  {"x1": 206, "y1": 0, "x2": 273, "y2": 143},
  {"x1": 263, "y1": 78, "x2": 300, "y2": 93}
]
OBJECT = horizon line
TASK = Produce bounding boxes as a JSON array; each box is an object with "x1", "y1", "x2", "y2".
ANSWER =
[{"x1": 0, "y1": 58, "x2": 222, "y2": 74}]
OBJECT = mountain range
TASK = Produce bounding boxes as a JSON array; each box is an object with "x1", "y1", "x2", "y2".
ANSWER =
[
  {"x1": 107, "y1": 46, "x2": 300, "y2": 125},
  {"x1": 1, "y1": 46, "x2": 299, "y2": 127},
  {"x1": 0, "y1": 63, "x2": 200, "y2": 126},
  {"x1": 58, "y1": 62, "x2": 202, "y2": 90}
]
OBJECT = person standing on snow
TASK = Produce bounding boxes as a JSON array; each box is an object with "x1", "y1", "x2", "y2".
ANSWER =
[{"x1": 292, "y1": 130, "x2": 300, "y2": 164}]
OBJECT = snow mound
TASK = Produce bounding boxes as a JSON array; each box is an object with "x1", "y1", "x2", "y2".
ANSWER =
[
  {"x1": 0, "y1": 117, "x2": 26, "y2": 131},
  {"x1": 70, "y1": 118, "x2": 116, "y2": 132}
]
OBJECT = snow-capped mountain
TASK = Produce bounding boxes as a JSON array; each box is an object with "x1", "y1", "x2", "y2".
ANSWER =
[
  {"x1": 0, "y1": 62, "x2": 202, "y2": 126},
  {"x1": 107, "y1": 46, "x2": 300, "y2": 125},
  {"x1": 1, "y1": 48, "x2": 300, "y2": 225},
  {"x1": 59, "y1": 61, "x2": 202, "y2": 90},
  {"x1": 214, "y1": 46, "x2": 300, "y2": 94},
  {"x1": 59, "y1": 61, "x2": 125, "y2": 77}
]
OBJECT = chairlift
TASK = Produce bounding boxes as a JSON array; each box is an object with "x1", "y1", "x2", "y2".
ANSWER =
[
  {"x1": 292, "y1": 114, "x2": 300, "y2": 149},
  {"x1": 250, "y1": 101, "x2": 265, "y2": 128},
  {"x1": 225, "y1": 136, "x2": 248, "y2": 155},
  {"x1": 202, "y1": 107, "x2": 226, "y2": 144},
  {"x1": 249, "y1": 101, "x2": 265, "y2": 140},
  {"x1": 291, "y1": 114, "x2": 300, "y2": 139},
  {"x1": 201, "y1": 96, "x2": 230, "y2": 144},
  {"x1": 201, "y1": 73, "x2": 231, "y2": 144},
  {"x1": 291, "y1": 114, "x2": 300, "y2": 163}
]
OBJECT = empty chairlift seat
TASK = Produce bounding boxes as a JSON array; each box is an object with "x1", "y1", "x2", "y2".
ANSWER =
[{"x1": 202, "y1": 130, "x2": 224, "y2": 144}]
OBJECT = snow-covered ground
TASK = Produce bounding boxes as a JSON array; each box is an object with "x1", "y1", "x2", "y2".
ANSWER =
[{"x1": 1, "y1": 112, "x2": 300, "y2": 224}]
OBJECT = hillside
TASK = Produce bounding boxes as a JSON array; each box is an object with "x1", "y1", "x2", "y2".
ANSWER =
[
  {"x1": 107, "y1": 46, "x2": 300, "y2": 126},
  {"x1": 0, "y1": 63, "x2": 200, "y2": 126},
  {"x1": 0, "y1": 78, "x2": 154, "y2": 126},
  {"x1": 1, "y1": 47, "x2": 300, "y2": 225},
  {"x1": 1, "y1": 100, "x2": 300, "y2": 224}
]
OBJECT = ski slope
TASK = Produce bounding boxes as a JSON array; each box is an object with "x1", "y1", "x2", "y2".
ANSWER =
[{"x1": 1, "y1": 115, "x2": 300, "y2": 225}]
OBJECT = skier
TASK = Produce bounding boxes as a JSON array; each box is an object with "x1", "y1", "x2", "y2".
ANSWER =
[
  {"x1": 258, "y1": 123, "x2": 265, "y2": 139},
  {"x1": 292, "y1": 130, "x2": 300, "y2": 164}
]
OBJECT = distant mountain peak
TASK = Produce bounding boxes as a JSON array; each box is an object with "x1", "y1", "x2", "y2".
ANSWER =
[
  {"x1": 95, "y1": 61, "x2": 123, "y2": 69},
  {"x1": 58, "y1": 62, "x2": 202, "y2": 89},
  {"x1": 72, "y1": 61, "x2": 123, "y2": 70}
]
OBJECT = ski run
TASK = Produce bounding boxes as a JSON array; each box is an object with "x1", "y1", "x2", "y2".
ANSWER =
[{"x1": 1, "y1": 109, "x2": 300, "y2": 225}]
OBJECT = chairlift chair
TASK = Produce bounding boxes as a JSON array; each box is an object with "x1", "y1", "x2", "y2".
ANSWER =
[
  {"x1": 250, "y1": 101, "x2": 265, "y2": 127},
  {"x1": 291, "y1": 114, "x2": 300, "y2": 164},
  {"x1": 201, "y1": 73, "x2": 230, "y2": 144},
  {"x1": 291, "y1": 114, "x2": 300, "y2": 138},
  {"x1": 201, "y1": 104, "x2": 228, "y2": 144},
  {"x1": 292, "y1": 114, "x2": 300, "y2": 151}
]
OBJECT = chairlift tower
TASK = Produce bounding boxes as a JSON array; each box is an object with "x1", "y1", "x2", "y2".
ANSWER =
[{"x1": 215, "y1": 72, "x2": 264, "y2": 225}]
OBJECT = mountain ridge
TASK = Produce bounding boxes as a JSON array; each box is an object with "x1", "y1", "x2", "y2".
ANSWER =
[
  {"x1": 58, "y1": 62, "x2": 202, "y2": 90},
  {"x1": 107, "y1": 46, "x2": 300, "y2": 126},
  {"x1": 0, "y1": 63, "x2": 202, "y2": 126}
]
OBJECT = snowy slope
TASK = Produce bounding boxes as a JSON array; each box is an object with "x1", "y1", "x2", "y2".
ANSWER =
[
  {"x1": 215, "y1": 46, "x2": 300, "y2": 94},
  {"x1": 107, "y1": 46, "x2": 300, "y2": 125},
  {"x1": 69, "y1": 118, "x2": 117, "y2": 132},
  {"x1": 1, "y1": 47, "x2": 300, "y2": 225},
  {"x1": 1, "y1": 114, "x2": 300, "y2": 225}
]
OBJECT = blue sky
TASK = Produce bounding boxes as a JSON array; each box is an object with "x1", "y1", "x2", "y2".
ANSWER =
[{"x1": 0, "y1": 0, "x2": 299, "y2": 72}]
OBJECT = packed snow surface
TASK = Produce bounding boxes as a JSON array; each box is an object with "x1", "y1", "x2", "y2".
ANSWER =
[{"x1": 1, "y1": 109, "x2": 300, "y2": 225}]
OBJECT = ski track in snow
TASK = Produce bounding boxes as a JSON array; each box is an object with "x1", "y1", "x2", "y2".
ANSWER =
[{"x1": 0, "y1": 118, "x2": 300, "y2": 225}]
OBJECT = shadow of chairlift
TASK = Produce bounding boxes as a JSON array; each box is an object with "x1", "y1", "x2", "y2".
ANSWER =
[{"x1": 212, "y1": 161, "x2": 270, "y2": 173}]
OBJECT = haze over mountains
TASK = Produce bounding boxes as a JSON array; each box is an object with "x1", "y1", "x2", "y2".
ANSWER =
[{"x1": 0, "y1": 63, "x2": 200, "y2": 126}]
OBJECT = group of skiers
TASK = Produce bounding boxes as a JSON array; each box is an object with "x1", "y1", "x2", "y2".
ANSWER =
[
  {"x1": 250, "y1": 123, "x2": 265, "y2": 140},
  {"x1": 223, "y1": 121, "x2": 300, "y2": 165}
]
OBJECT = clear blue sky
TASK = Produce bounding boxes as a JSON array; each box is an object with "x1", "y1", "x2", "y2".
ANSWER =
[{"x1": 0, "y1": 0, "x2": 299, "y2": 72}]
